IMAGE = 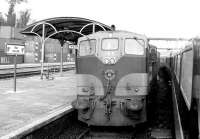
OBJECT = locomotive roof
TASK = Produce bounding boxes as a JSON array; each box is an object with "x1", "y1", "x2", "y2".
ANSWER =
[{"x1": 78, "y1": 30, "x2": 147, "y2": 41}]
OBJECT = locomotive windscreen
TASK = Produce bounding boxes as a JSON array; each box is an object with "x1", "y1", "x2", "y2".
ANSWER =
[
  {"x1": 102, "y1": 38, "x2": 119, "y2": 50},
  {"x1": 125, "y1": 38, "x2": 145, "y2": 55}
]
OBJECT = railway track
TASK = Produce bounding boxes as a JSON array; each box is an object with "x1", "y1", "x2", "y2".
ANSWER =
[
  {"x1": 77, "y1": 128, "x2": 136, "y2": 139},
  {"x1": 0, "y1": 66, "x2": 180, "y2": 139},
  {"x1": 0, "y1": 109, "x2": 168, "y2": 139},
  {"x1": 76, "y1": 126, "x2": 150, "y2": 139},
  {"x1": 0, "y1": 63, "x2": 75, "y2": 79}
]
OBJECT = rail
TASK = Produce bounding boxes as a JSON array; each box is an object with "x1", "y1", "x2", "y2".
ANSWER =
[
  {"x1": 77, "y1": 128, "x2": 90, "y2": 139},
  {"x1": 172, "y1": 81, "x2": 184, "y2": 139},
  {"x1": 0, "y1": 62, "x2": 75, "y2": 70}
]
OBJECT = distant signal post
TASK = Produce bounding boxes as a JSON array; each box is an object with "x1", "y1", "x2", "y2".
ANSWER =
[{"x1": 6, "y1": 44, "x2": 25, "y2": 92}]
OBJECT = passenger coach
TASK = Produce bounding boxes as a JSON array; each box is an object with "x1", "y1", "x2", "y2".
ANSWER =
[{"x1": 170, "y1": 38, "x2": 200, "y2": 138}]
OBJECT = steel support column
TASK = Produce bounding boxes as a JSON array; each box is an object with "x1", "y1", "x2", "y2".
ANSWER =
[
  {"x1": 41, "y1": 23, "x2": 45, "y2": 79},
  {"x1": 60, "y1": 46, "x2": 63, "y2": 76},
  {"x1": 198, "y1": 99, "x2": 200, "y2": 139},
  {"x1": 59, "y1": 38, "x2": 65, "y2": 77},
  {"x1": 92, "y1": 23, "x2": 95, "y2": 33}
]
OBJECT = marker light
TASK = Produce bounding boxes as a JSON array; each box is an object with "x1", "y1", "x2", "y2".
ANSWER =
[
  {"x1": 135, "y1": 88, "x2": 139, "y2": 92},
  {"x1": 110, "y1": 58, "x2": 115, "y2": 64},
  {"x1": 104, "y1": 58, "x2": 110, "y2": 64}
]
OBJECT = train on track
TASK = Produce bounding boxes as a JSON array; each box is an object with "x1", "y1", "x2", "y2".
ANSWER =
[
  {"x1": 72, "y1": 30, "x2": 160, "y2": 126},
  {"x1": 168, "y1": 38, "x2": 200, "y2": 138}
]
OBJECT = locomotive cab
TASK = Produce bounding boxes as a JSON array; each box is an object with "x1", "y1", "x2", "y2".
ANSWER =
[{"x1": 72, "y1": 31, "x2": 149, "y2": 126}]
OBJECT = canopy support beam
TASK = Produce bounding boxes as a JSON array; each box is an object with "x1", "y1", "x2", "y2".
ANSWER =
[{"x1": 59, "y1": 36, "x2": 65, "y2": 77}]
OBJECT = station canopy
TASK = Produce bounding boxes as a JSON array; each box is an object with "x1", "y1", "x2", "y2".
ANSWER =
[{"x1": 21, "y1": 17, "x2": 112, "y2": 43}]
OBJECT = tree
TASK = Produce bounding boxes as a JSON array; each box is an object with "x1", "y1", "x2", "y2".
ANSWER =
[
  {"x1": 16, "y1": 10, "x2": 30, "y2": 28},
  {"x1": 0, "y1": 12, "x2": 6, "y2": 26},
  {"x1": 6, "y1": 2, "x2": 16, "y2": 26},
  {"x1": 6, "y1": 0, "x2": 27, "y2": 5},
  {"x1": 5, "y1": 0, "x2": 27, "y2": 26}
]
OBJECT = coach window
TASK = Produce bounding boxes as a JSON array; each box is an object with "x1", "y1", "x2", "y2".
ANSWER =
[
  {"x1": 102, "y1": 38, "x2": 119, "y2": 50},
  {"x1": 125, "y1": 38, "x2": 145, "y2": 55},
  {"x1": 79, "y1": 39, "x2": 96, "y2": 56}
]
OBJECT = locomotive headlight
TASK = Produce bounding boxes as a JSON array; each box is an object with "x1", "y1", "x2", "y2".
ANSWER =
[
  {"x1": 104, "y1": 58, "x2": 110, "y2": 64},
  {"x1": 104, "y1": 58, "x2": 116, "y2": 65},
  {"x1": 104, "y1": 69, "x2": 115, "y2": 80},
  {"x1": 135, "y1": 88, "x2": 139, "y2": 92},
  {"x1": 110, "y1": 58, "x2": 115, "y2": 64},
  {"x1": 107, "y1": 72, "x2": 112, "y2": 78}
]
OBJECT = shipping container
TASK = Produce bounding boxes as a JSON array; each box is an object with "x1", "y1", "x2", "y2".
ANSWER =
[
  {"x1": 0, "y1": 50, "x2": 24, "y2": 65},
  {"x1": 24, "y1": 38, "x2": 41, "y2": 63},
  {"x1": 44, "y1": 39, "x2": 70, "y2": 63},
  {"x1": 0, "y1": 28, "x2": 74, "y2": 64}
]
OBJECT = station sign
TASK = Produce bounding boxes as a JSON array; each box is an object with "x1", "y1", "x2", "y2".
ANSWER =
[
  {"x1": 6, "y1": 44, "x2": 25, "y2": 55},
  {"x1": 5, "y1": 43, "x2": 25, "y2": 92}
]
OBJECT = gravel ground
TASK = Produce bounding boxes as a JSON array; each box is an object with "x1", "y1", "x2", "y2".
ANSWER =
[{"x1": 148, "y1": 66, "x2": 174, "y2": 130}]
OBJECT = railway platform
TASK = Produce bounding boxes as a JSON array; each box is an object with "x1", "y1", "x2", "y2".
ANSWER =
[{"x1": 0, "y1": 71, "x2": 76, "y2": 138}]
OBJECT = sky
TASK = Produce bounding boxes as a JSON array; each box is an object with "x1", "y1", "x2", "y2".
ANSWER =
[{"x1": 0, "y1": 0, "x2": 200, "y2": 54}]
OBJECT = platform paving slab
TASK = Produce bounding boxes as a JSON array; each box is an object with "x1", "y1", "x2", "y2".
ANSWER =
[{"x1": 0, "y1": 70, "x2": 76, "y2": 137}]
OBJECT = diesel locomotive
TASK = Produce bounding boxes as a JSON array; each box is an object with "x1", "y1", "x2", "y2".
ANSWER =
[{"x1": 72, "y1": 30, "x2": 156, "y2": 126}]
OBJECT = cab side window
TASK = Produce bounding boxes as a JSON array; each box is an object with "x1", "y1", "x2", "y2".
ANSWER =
[
  {"x1": 125, "y1": 38, "x2": 145, "y2": 55},
  {"x1": 79, "y1": 39, "x2": 96, "y2": 56}
]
